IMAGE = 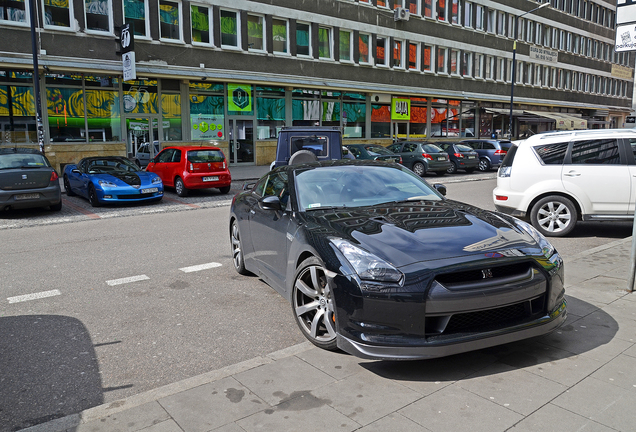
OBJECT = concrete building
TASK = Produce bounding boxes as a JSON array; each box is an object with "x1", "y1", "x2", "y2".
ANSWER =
[{"x1": 0, "y1": 0, "x2": 632, "y2": 170}]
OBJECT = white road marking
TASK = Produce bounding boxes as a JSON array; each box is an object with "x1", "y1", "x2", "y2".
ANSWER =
[
  {"x1": 8, "y1": 289, "x2": 61, "y2": 304},
  {"x1": 179, "y1": 262, "x2": 222, "y2": 273},
  {"x1": 106, "y1": 275, "x2": 150, "y2": 286}
]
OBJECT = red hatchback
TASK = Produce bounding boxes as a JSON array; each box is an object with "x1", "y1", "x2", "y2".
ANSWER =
[{"x1": 146, "y1": 146, "x2": 231, "y2": 196}]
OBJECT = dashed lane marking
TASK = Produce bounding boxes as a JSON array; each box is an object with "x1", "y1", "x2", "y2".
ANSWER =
[
  {"x1": 8, "y1": 289, "x2": 62, "y2": 304},
  {"x1": 179, "y1": 262, "x2": 222, "y2": 273},
  {"x1": 106, "y1": 275, "x2": 150, "y2": 286}
]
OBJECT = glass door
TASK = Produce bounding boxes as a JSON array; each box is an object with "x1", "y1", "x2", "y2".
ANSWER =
[
  {"x1": 227, "y1": 118, "x2": 254, "y2": 165},
  {"x1": 126, "y1": 117, "x2": 158, "y2": 168},
  {"x1": 392, "y1": 122, "x2": 409, "y2": 141}
]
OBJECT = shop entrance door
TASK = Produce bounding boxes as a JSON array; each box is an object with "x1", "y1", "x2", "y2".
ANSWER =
[
  {"x1": 127, "y1": 117, "x2": 158, "y2": 168},
  {"x1": 392, "y1": 122, "x2": 409, "y2": 141},
  {"x1": 227, "y1": 118, "x2": 254, "y2": 165}
]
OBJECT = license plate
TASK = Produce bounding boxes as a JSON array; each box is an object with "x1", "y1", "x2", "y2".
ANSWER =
[
  {"x1": 468, "y1": 156, "x2": 476, "y2": 159},
  {"x1": 203, "y1": 176, "x2": 219, "y2": 182},
  {"x1": 15, "y1": 193, "x2": 39, "y2": 200},
  {"x1": 141, "y1": 187, "x2": 158, "y2": 193},
  {"x1": 386, "y1": 158, "x2": 395, "y2": 163},
  {"x1": 438, "y1": 157, "x2": 446, "y2": 161}
]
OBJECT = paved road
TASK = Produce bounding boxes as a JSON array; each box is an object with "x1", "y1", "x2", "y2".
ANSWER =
[{"x1": 1, "y1": 171, "x2": 632, "y2": 431}]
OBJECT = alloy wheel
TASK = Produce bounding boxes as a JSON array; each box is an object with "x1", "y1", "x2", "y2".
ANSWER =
[{"x1": 292, "y1": 260, "x2": 337, "y2": 349}]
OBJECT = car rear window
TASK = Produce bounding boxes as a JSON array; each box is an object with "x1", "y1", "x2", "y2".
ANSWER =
[
  {"x1": 499, "y1": 143, "x2": 512, "y2": 151},
  {"x1": 456, "y1": 144, "x2": 473, "y2": 152},
  {"x1": 500, "y1": 145, "x2": 518, "y2": 168},
  {"x1": 533, "y1": 142, "x2": 568, "y2": 165},
  {"x1": 422, "y1": 144, "x2": 443, "y2": 153},
  {"x1": 187, "y1": 150, "x2": 225, "y2": 163},
  {"x1": 0, "y1": 153, "x2": 51, "y2": 169},
  {"x1": 291, "y1": 136, "x2": 328, "y2": 156}
]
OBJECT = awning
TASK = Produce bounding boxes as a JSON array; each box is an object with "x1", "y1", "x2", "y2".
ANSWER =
[
  {"x1": 523, "y1": 111, "x2": 587, "y2": 130},
  {"x1": 484, "y1": 108, "x2": 525, "y2": 116}
]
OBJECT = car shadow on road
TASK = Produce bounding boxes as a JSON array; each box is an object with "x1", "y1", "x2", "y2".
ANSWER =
[
  {"x1": 359, "y1": 295, "x2": 618, "y2": 383},
  {"x1": 0, "y1": 315, "x2": 104, "y2": 432},
  {"x1": 569, "y1": 221, "x2": 633, "y2": 238}
]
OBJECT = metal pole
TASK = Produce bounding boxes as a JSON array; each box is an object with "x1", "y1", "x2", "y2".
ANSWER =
[
  {"x1": 630, "y1": 208, "x2": 636, "y2": 292},
  {"x1": 29, "y1": 0, "x2": 45, "y2": 154},
  {"x1": 509, "y1": 2, "x2": 550, "y2": 141},
  {"x1": 509, "y1": 18, "x2": 518, "y2": 140}
]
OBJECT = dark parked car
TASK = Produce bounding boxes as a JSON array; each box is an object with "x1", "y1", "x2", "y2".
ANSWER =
[
  {"x1": 64, "y1": 156, "x2": 163, "y2": 206},
  {"x1": 344, "y1": 144, "x2": 402, "y2": 164},
  {"x1": 460, "y1": 139, "x2": 513, "y2": 171},
  {"x1": 387, "y1": 141, "x2": 451, "y2": 176},
  {"x1": 437, "y1": 142, "x2": 479, "y2": 174},
  {"x1": 229, "y1": 160, "x2": 566, "y2": 360},
  {"x1": 0, "y1": 148, "x2": 62, "y2": 211}
]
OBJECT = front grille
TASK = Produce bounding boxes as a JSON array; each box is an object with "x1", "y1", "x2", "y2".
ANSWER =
[
  {"x1": 117, "y1": 193, "x2": 157, "y2": 200},
  {"x1": 435, "y1": 262, "x2": 532, "y2": 286},
  {"x1": 426, "y1": 294, "x2": 546, "y2": 337}
]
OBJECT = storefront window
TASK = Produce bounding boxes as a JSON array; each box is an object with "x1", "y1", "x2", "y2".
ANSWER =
[
  {"x1": 46, "y1": 74, "x2": 85, "y2": 142},
  {"x1": 292, "y1": 88, "x2": 320, "y2": 126},
  {"x1": 162, "y1": 93, "x2": 182, "y2": 140},
  {"x1": 1, "y1": 0, "x2": 27, "y2": 23},
  {"x1": 0, "y1": 75, "x2": 36, "y2": 143},
  {"x1": 85, "y1": 0, "x2": 111, "y2": 32},
  {"x1": 124, "y1": 0, "x2": 148, "y2": 37},
  {"x1": 189, "y1": 82, "x2": 224, "y2": 140},
  {"x1": 43, "y1": 0, "x2": 72, "y2": 28},
  {"x1": 431, "y1": 99, "x2": 460, "y2": 137},
  {"x1": 85, "y1": 76, "x2": 121, "y2": 142},
  {"x1": 371, "y1": 104, "x2": 391, "y2": 138},
  {"x1": 123, "y1": 79, "x2": 158, "y2": 114},
  {"x1": 460, "y1": 102, "x2": 476, "y2": 138},
  {"x1": 410, "y1": 98, "x2": 427, "y2": 138},
  {"x1": 343, "y1": 93, "x2": 366, "y2": 138},
  {"x1": 256, "y1": 86, "x2": 285, "y2": 139}
]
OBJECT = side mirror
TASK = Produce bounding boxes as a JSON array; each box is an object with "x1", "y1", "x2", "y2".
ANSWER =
[
  {"x1": 433, "y1": 183, "x2": 447, "y2": 196},
  {"x1": 243, "y1": 182, "x2": 255, "y2": 191},
  {"x1": 259, "y1": 195, "x2": 281, "y2": 211},
  {"x1": 72, "y1": 168, "x2": 80, "y2": 174}
]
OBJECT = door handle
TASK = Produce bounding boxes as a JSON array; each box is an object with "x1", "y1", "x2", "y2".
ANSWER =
[{"x1": 563, "y1": 172, "x2": 581, "y2": 177}]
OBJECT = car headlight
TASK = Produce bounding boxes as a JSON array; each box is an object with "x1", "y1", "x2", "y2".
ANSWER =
[
  {"x1": 331, "y1": 238, "x2": 404, "y2": 285},
  {"x1": 152, "y1": 176, "x2": 162, "y2": 185},
  {"x1": 515, "y1": 219, "x2": 555, "y2": 258},
  {"x1": 98, "y1": 180, "x2": 117, "y2": 188}
]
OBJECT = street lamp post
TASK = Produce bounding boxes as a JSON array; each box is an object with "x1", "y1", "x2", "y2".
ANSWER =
[{"x1": 509, "y1": 2, "x2": 550, "y2": 139}]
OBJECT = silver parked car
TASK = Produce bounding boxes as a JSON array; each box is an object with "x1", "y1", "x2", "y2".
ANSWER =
[{"x1": 0, "y1": 148, "x2": 62, "y2": 212}]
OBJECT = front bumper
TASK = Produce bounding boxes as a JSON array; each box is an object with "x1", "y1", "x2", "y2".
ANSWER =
[
  {"x1": 337, "y1": 298, "x2": 566, "y2": 360},
  {"x1": 331, "y1": 256, "x2": 565, "y2": 361}
]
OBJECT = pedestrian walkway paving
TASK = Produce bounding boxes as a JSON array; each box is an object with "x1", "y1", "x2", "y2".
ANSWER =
[{"x1": 21, "y1": 237, "x2": 636, "y2": 432}]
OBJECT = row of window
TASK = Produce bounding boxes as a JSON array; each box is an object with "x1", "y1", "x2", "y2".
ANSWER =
[
  {"x1": 353, "y1": 0, "x2": 615, "y2": 31},
  {"x1": 0, "y1": 0, "x2": 627, "y2": 68}
]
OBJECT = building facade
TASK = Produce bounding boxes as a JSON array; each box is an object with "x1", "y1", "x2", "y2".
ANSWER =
[{"x1": 0, "y1": 0, "x2": 632, "y2": 170}]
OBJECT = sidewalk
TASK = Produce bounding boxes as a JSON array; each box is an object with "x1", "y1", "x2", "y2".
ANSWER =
[{"x1": 21, "y1": 238, "x2": 636, "y2": 432}]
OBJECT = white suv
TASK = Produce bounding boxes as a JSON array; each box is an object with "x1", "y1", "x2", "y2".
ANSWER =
[{"x1": 493, "y1": 129, "x2": 636, "y2": 237}]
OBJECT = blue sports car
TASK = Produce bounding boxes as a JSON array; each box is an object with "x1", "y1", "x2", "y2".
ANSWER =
[{"x1": 63, "y1": 156, "x2": 163, "y2": 206}]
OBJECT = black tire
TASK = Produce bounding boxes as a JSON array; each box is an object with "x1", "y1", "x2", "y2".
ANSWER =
[
  {"x1": 64, "y1": 175, "x2": 75, "y2": 196},
  {"x1": 219, "y1": 185, "x2": 231, "y2": 194},
  {"x1": 230, "y1": 220, "x2": 252, "y2": 276},
  {"x1": 291, "y1": 256, "x2": 338, "y2": 351},
  {"x1": 175, "y1": 177, "x2": 188, "y2": 197},
  {"x1": 88, "y1": 184, "x2": 101, "y2": 207},
  {"x1": 478, "y1": 158, "x2": 491, "y2": 172},
  {"x1": 50, "y1": 201, "x2": 62, "y2": 211},
  {"x1": 447, "y1": 161, "x2": 457, "y2": 174},
  {"x1": 530, "y1": 195, "x2": 578, "y2": 237},
  {"x1": 412, "y1": 161, "x2": 426, "y2": 177}
]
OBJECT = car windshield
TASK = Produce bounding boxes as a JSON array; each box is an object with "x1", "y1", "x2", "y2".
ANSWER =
[
  {"x1": 295, "y1": 165, "x2": 442, "y2": 210},
  {"x1": 364, "y1": 145, "x2": 393, "y2": 156},
  {"x1": 87, "y1": 158, "x2": 139, "y2": 173},
  {"x1": 187, "y1": 150, "x2": 225, "y2": 163},
  {"x1": 0, "y1": 153, "x2": 50, "y2": 170}
]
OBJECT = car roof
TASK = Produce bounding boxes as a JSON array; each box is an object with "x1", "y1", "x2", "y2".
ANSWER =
[
  {"x1": 519, "y1": 128, "x2": 636, "y2": 146},
  {"x1": 274, "y1": 158, "x2": 402, "y2": 173},
  {"x1": 162, "y1": 146, "x2": 222, "y2": 151},
  {"x1": 0, "y1": 147, "x2": 45, "y2": 156}
]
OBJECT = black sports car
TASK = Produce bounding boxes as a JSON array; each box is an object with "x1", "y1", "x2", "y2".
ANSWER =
[{"x1": 229, "y1": 160, "x2": 566, "y2": 360}]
